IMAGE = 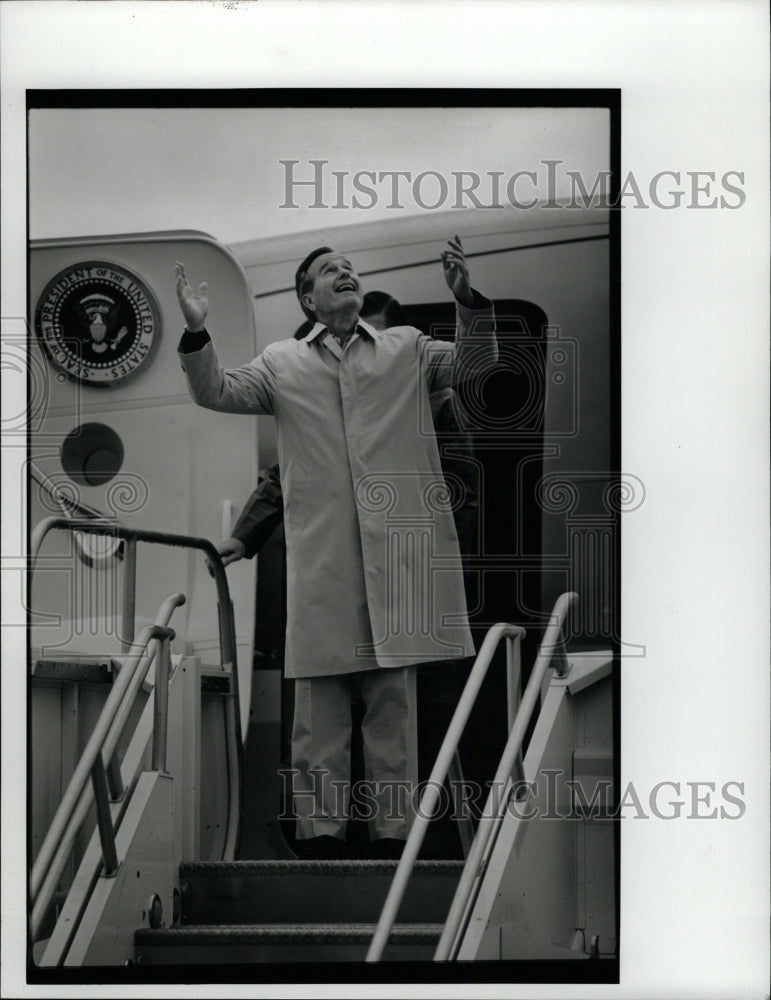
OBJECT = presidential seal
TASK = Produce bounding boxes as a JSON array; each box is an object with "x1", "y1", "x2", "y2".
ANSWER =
[{"x1": 35, "y1": 261, "x2": 161, "y2": 387}]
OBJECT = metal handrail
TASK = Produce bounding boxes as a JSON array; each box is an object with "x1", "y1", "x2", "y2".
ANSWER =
[
  {"x1": 433, "y1": 591, "x2": 578, "y2": 961},
  {"x1": 30, "y1": 597, "x2": 184, "y2": 940},
  {"x1": 29, "y1": 462, "x2": 125, "y2": 569},
  {"x1": 30, "y1": 516, "x2": 243, "y2": 860},
  {"x1": 365, "y1": 621, "x2": 526, "y2": 963}
]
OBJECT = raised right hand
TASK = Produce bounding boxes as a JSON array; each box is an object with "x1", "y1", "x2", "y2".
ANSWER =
[{"x1": 175, "y1": 261, "x2": 208, "y2": 331}]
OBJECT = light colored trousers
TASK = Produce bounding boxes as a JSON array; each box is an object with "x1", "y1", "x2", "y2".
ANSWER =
[{"x1": 291, "y1": 666, "x2": 418, "y2": 841}]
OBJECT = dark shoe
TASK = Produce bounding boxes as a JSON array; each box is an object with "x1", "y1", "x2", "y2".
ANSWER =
[
  {"x1": 293, "y1": 835, "x2": 347, "y2": 860},
  {"x1": 367, "y1": 838, "x2": 407, "y2": 860}
]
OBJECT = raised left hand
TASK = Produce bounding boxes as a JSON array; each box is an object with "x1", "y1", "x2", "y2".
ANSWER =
[
  {"x1": 175, "y1": 261, "x2": 208, "y2": 332},
  {"x1": 441, "y1": 235, "x2": 473, "y2": 307}
]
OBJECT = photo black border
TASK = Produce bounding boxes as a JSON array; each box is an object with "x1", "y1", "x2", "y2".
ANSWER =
[{"x1": 25, "y1": 86, "x2": 621, "y2": 988}]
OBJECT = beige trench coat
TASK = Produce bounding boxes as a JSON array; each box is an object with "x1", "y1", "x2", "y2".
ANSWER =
[{"x1": 179, "y1": 298, "x2": 497, "y2": 678}]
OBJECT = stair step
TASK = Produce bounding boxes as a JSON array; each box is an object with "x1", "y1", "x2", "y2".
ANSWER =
[
  {"x1": 135, "y1": 922, "x2": 443, "y2": 964},
  {"x1": 180, "y1": 859, "x2": 463, "y2": 925},
  {"x1": 32, "y1": 656, "x2": 114, "y2": 683}
]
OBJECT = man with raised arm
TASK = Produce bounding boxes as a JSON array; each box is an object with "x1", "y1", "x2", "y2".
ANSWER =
[
  {"x1": 216, "y1": 291, "x2": 478, "y2": 570},
  {"x1": 175, "y1": 238, "x2": 496, "y2": 858}
]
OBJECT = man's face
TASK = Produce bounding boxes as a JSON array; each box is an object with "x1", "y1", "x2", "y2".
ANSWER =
[{"x1": 302, "y1": 253, "x2": 363, "y2": 323}]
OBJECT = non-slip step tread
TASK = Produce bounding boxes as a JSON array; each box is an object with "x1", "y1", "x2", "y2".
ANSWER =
[
  {"x1": 179, "y1": 859, "x2": 462, "y2": 927},
  {"x1": 181, "y1": 859, "x2": 463, "y2": 877},
  {"x1": 136, "y1": 923, "x2": 443, "y2": 945}
]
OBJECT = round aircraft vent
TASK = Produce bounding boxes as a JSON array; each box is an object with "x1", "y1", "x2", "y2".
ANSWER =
[{"x1": 60, "y1": 422, "x2": 125, "y2": 487}]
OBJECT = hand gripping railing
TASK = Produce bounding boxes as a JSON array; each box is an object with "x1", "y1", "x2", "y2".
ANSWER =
[
  {"x1": 432, "y1": 591, "x2": 578, "y2": 961},
  {"x1": 365, "y1": 621, "x2": 526, "y2": 963},
  {"x1": 30, "y1": 517, "x2": 242, "y2": 862},
  {"x1": 30, "y1": 594, "x2": 184, "y2": 942}
]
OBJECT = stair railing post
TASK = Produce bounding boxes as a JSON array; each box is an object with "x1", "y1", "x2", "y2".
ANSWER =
[
  {"x1": 151, "y1": 631, "x2": 174, "y2": 773},
  {"x1": 552, "y1": 633, "x2": 570, "y2": 677},
  {"x1": 506, "y1": 632, "x2": 526, "y2": 787},
  {"x1": 105, "y1": 754, "x2": 125, "y2": 801},
  {"x1": 448, "y1": 751, "x2": 474, "y2": 859},
  {"x1": 121, "y1": 537, "x2": 137, "y2": 655},
  {"x1": 91, "y1": 753, "x2": 119, "y2": 877}
]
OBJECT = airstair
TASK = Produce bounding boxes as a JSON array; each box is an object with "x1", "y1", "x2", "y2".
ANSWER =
[{"x1": 30, "y1": 516, "x2": 616, "y2": 968}]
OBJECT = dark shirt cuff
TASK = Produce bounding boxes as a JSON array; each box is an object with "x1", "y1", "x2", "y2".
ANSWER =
[
  {"x1": 466, "y1": 288, "x2": 493, "y2": 310},
  {"x1": 178, "y1": 328, "x2": 211, "y2": 353}
]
